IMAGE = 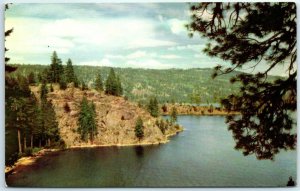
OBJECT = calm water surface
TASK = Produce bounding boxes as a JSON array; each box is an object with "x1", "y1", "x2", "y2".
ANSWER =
[{"x1": 6, "y1": 116, "x2": 297, "y2": 187}]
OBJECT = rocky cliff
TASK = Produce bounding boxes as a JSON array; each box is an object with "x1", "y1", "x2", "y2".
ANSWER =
[{"x1": 30, "y1": 85, "x2": 183, "y2": 147}]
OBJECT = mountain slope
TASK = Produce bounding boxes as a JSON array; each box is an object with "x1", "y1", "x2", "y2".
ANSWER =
[
  {"x1": 10, "y1": 64, "x2": 243, "y2": 103},
  {"x1": 30, "y1": 84, "x2": 182, "y2": 147}
]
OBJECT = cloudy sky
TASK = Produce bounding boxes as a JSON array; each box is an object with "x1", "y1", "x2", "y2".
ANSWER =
[{"x1": 4, "y1": 3, "x2": 289, "y2": 75}]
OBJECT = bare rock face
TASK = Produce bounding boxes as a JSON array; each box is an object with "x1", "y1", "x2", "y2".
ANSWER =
[{"x1": 31, "y1": 86, "x2": 183, "y2": 147}]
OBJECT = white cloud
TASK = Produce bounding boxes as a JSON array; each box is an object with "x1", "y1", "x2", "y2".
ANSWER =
[
  {"x1": 168, "y1": 44, "x2": 205, "y2": 52},
  {"x1": 78, "y1": 58, "x2": 114, "y2": 67},
  {"x1": 5, "y1": 16, "x2": 178, "y2": 63},
  {"x1": 167, "y1": 18, "x2": 188, "y2": 35},
  {"x1": 128, "y1": 38, "x2": 176, "y2": 49},
  {"x1": 127, "y1": 51, "x2": 147, "y2": 59},
  {"x1": 160, "y1": 54, "x2": 181, "y2": 59},
  {"x1": 126, "y1": 59, "x2": 173, "y2": 69},
  {"x1": 105, "y1": 51, "x2": 180, "y2": 61},
  {"x1": 158, "y1": 15, "x2": 164, "y2": 22}
]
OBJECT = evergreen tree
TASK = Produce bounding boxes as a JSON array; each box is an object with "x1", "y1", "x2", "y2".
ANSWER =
[
  {"x1": 41, "y1": 99, "x2": 60, "y2": 147},
  {"x1": 10, "y1": 97, "x2": 27, "y2": 153},
  {"x1": 147, "y1": 97, "x2": 159, "y2": 117},
  {"x1": 81, "y1": 81, "x2": 87, "y2": 91},
  {"x1": 135, "y1": 116, "x2": 144, "y2": 139},
  {"x1": 170, "y1": 107, "x2": 178, "y2": 123},
  {"x1": 87, "y1": 102, "x2": 97, "y2": 144},
  {"x1": 64, "y1": 58, "x2": 78, "y2": 84},
  {"x1": 116, "y1": 76, "x2": 123, "y2": 96},
  {"x1": 40, "y1": 82, "x2": 48, "y2": 101},
  {"x1": 77, "y1": 97, "x2": 98, "y2": 143},
  {"x1": 95, "y1": 73, "x2": 104, "y2": 92},
  {"x1": 105, "y1": 68, "x2": 117, "y2": 96},
  {"x1": 27, "y1": 72, "x2": 35, "y2": 84},
  {"x1": 59, "y1": 75, "x2": 67, "y2": 90},
  {"x1": 187, "y1": 2, "x2": 296, "y2": 159},
  {"x1": 48, "y1": 51, "x2": 64, "y2": 83},
  {"x1": 4, "y1": 4, "x2": 17, "y2": 73}
]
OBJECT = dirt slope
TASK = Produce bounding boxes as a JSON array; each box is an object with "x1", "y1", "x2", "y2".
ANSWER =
[{"x1": 31, "y1": 85, "x2": 183, "y2": 147}]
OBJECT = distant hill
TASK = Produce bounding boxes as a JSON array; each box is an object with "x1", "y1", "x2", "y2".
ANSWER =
[{"x1": 7, "y1": 64, "x2": 257, "y2": 104}]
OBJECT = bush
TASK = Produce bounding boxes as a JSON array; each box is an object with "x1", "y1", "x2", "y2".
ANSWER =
[
  {"x1": 6, "y1": 152, "x2": 19, "y2": 166},
  {"x1": 52, "y1": 139, "x2": 67, "y2": 150},
  {"x1": 59, "y1": 80, "x2": 67, "y2": 90},
  {"x1": 135, "y1": 117, "x2": 144, "y2": 139},
  {"x1": 32, "y1": 147, "x2": 42, "y2": 154},
  {"x1": 64, "y1": 102, "x2": 71, "y2": 113},
  {"x1": 24, "y1": 148, "x2": 33, "y2": 156}
]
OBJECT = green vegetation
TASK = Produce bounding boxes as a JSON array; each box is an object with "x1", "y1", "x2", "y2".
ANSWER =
[
  {"x1": 170, "y1": 107, "x2": 178, "y2": 123},
  {"x1": 105, "y1": 68, "x2": 123, "y2": 96},
  {"x1": 147, "y1": 97, "x2": 159, "y2": 117},
  {"x1": 8, "y1": 64, "x2": 247, "y2": 104},
  {"x1": 47, "y1": 51, "x2": 64, "y2": 83},
  {"x1": 64, "y1": 58, "x2": 78, "y2": 87},
  {"x1": 135, "y1": 117, "x2": 144, "y2": 139},
  {"x1": 187, "y1": 2, "x2": 296, "y2": 160},
  {"x1": 94, "y1": 73, "x2": 104, "y2": 92},
  {"x1": 156, "y1": 119, "x2": 166, "y2": 134},
  {"x1": 77, "y1": 97, "x2": 98, "y2": 144}
]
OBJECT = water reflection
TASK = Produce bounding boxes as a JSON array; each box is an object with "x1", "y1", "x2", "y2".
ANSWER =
[{"x1": 134, "y1": 146, "x2": 144, "y2": 158}]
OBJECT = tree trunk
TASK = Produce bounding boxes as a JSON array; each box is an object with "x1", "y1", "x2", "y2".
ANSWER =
[
  {"x1": 90, "y1": 133, "x2": 94, "y2": 145},
  {"x1": 18, "y1": 129, "x2": 22, "y2": 153},
  {"x1": 39, "y1": 139, "x2": 41, "y2": 148},
  {"x1": 48, "y1": 138, "x2": 51, "y2": 147},
  {"x1": 31, "y1": 134, "x2": 33, "y2": 149},
  {"x1": 24, "y1": 137, "x2": 27, "y2": 150}
]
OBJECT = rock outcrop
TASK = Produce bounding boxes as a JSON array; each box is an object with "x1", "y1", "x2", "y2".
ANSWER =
[{"x1": 30, "y1": 85, "x2": 183, "y2": 147}]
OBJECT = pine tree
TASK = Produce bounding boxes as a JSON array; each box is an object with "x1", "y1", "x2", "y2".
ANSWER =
[
  {"x1": 147, "y1": 97, "x2": 159, "y2": 117},
  {"x1": 64, "y1": 58, "x2": 77, "y2": 84},
  {"x1": 95, "y1": 73, "x2": 104, "y2": 92},
  {"x1": 44, "y1": 101, "x2": 59, "y2": 146},
  {"x1": 10, "y1": 97, "x2": 27, "y2": 153},
  {"x1": 105, "y1": 68, "x2": 123, "y2": 96},
  {"x1": 77, "y1": 97, "x2": 98, "y2": 143},
  {"x1": 81, "y1": 81, "x2": 87, "y2": 91},
  {"x1": 48, "y1": 51, "x2": 64, "y2": 83},
  {"x1": 27, "y1": 72, "x2": 35, "y2": 84},
  {"x1": 105, "y1": 68, "x2": 117, "y2": 95},
  {"x1": 40, "y1": 98, "x2": 60, "y2": 147},
  {"x1": 59, "y1": 75, "x2": 67, "y2": 90},
  {"x1": 116, "y1": 76, "x2": 123, "y2": 96},
  {"x1": 187, "y1": 2, "x2": 296, "y2": 159},
  {"x1": 135, "y1": 116, "x2": 144, "y2": 139},
  {"x1": 170, "y1": 107, "x2": 178, "y2": 123},
  {"x1": 87, "y1": 101, "x2": 97, "y2": 144},
  {"x1": 40, "y1": 82, "x2": 48, "y2": 101}
]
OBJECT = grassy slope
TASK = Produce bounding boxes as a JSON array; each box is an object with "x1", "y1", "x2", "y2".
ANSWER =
[{"x1": 8, "y1": 64, "x2": 243, "y2": 103}]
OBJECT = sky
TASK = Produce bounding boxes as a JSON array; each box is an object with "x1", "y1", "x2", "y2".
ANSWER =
[{"x1": 4, "y1": 3, "x2": 290, "y2": 75}]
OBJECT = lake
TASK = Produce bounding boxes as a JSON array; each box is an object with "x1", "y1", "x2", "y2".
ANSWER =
[{"x1": 6, "y1": 115, "x2": 297, "y2": 187}]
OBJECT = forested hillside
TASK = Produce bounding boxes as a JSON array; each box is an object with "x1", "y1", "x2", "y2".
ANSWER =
[{"x1": 9, "y1": 64, "x2": 242, "y2": 103}]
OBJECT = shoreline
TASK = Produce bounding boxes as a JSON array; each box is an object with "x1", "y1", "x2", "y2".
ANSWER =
[
  {"x1": 5, "y1": 127, "x2": 183, "y2": 177},
  {"x1": 162, "y1": 113, "x2": 240, "y2": 116}
]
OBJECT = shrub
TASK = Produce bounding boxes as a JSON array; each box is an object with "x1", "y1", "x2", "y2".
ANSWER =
[
  {"x1": 32, "y1": 147, "x2": 42, "y2": 154},
  {"x1": 135, "y1": 116, "x2": 144, "y2": 139},
  {"x1": 24, "y1": 148, "x2": 33, "y2": 156},
  {"x1": 64, "y1": 102, "x2": 71, "y2": 113}
]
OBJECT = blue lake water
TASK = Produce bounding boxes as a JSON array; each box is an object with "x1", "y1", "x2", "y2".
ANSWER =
[{"x1": 6, "y1": 115, "x2": 297, "y2": 187}]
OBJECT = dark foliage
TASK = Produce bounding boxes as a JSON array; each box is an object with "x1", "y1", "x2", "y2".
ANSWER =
[
  {"x1": 147, "y1": 97, "x2": 159, "y2": 117},
  {"x1": 187, "y1": 2, "x2": 296, "y2": 160},
  {"x1": 105, "y1": 68, "x2": 123, "y2": 96},
  {"x1": 77, "y1": 97, "x2": 98, "y2": 143},
  {"x1": 135, "y1": 117, "x2": 144, "y2": 139}
]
